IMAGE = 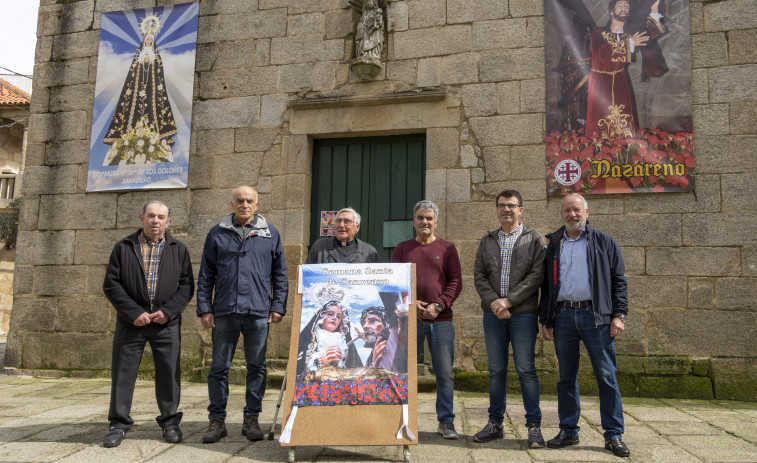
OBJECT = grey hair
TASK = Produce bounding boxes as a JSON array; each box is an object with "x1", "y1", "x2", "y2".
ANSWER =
[
  {"x1": 337, "y1": 207, "x2": 361, "y2": 226},
  {"x1": 231, "y1": 187, "x2": 259, "y2": 205},
  {"x1": 413, "y1": 200, "x2": 439, "y2": 219},
  {"x1": 560, "y1": 193, "x2": 588, "y2": 210},
  {"x1": 142, "y1": 200, "x2": 170, "y2": 217}
]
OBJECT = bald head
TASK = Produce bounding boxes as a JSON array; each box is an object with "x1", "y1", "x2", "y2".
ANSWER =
[{"x1": 231, "y1": 186, "x2": 259, "y2": 224}]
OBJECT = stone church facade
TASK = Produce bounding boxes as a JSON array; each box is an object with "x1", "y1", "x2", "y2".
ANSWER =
[{"x1": 4, "y1": 0, "x2": 756, "y2": 401}]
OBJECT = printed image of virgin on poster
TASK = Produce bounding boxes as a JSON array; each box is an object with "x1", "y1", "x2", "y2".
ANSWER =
[
  {"x1": 293, "y1": 263, "x2": 411, "y2": 407},
  {"x1": 86, "y1": 2, "x2": 198, "y2": 192},
  {"x1": 544, "y1": 0, "x2": 694, "y2": 195}
]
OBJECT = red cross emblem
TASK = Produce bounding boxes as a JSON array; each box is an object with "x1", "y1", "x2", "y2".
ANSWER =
[{"x1": 555, "y1": 160, "x2": 582, "y2": 186}]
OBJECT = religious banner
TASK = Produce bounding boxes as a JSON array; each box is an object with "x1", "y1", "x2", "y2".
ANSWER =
[
  {"x1": 280, "y1": 263, "x2": 417, "y2": 447},
  {"x1": 87, "y1": 2, "x2": 198, "y2": 191},
  {"x1": 544, "y1": 0, "x2": 694, "y2": 195}
]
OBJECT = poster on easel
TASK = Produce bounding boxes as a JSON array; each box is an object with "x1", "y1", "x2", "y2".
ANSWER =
[{"x1": 279, "y1": 262, "x2": 418, "y2": 446}]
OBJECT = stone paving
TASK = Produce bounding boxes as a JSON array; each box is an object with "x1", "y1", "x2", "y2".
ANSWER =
[{"x1": 0, "y1": 369, "x2": 756, "y2": 463}]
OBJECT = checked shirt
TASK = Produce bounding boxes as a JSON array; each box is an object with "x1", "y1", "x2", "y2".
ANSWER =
[
  {"x1": 138, "y1": 232, "x2": 165, "y2": 307},
  {"x1": 498, "y1": 224, "x2": 523, "y2": 297}
]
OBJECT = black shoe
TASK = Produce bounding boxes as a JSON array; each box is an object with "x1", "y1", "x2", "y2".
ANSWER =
[
  {"x1": 527, "y1": 422, "x2": 545, "y2": 448},
  {"x1": 103, "y1": 427, "x2": 126, "y2": 448},
  {"x1": 547, "y1": 429, "x2": 579, "y2": 448},
  {"x1": 473, "y1": 420, "x2": 503, "y2": 443},
  {"x1": 202, "y1": 418, "x2": 227, "y2": 443},
  {"x1": 163, "y1": 425, "x2": 183, "y2": 444},
  {"x1": 605, "y1": 437, "x2": 631, "y2": 457},
  {"x1": 242, "y1": 415, "x2": 264, "y2": 441}
]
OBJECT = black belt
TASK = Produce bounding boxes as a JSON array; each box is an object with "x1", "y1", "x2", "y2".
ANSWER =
[{"x1": 558, "y1": 300, "x2": 592, "y2": 308}]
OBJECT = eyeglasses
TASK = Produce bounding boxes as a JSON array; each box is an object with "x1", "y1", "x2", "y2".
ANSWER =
[
  {"x1": 335, "y1": 218, "x2": 354, "y2": 225},
  {"x1": 496, "y1": 203, "x2": 521, "y2": 210}
]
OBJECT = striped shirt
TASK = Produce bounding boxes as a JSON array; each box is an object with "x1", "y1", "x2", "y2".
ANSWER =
[
  {"x1": 139, "y1": 232, "x2": 165, "y2": 306},
  {"x1": 498, "y1": 224, "x2": 523, "y2": 297}
]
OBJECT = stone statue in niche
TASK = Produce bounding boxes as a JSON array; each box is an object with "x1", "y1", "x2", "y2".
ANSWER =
[
  {"x1": 356, "y1": 0, "x2": 384, "y2": 61},
  {"x1": 350, "y1": 0, "x2": 386, "y2": 80}
]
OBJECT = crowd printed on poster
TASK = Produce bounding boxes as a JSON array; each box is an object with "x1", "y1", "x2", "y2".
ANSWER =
[
  {"x1": 544, "y1": 0, "x2": 694, "y2": 195},
  {"x1": 292, "y1": 373, "x2": 409, "y2": 407},
  {"x1": 87, "y1": 2, "x2": 198, "y2": 192}
]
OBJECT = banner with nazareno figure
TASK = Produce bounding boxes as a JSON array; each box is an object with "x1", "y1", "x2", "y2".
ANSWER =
[
  {"x1": 280, "y1": 263, "x2": 418, "y2": 446},
  {"x1": 87, "y1": 2, "x2": 198, "y2": 191},
  {"x1": 544, "y1": 0, "x2": 694, "y2": 195}
]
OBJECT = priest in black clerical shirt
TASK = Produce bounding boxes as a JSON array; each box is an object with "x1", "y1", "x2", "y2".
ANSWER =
[{"x1": 305, "y1": 207, "x2": 380, "y2": 264}]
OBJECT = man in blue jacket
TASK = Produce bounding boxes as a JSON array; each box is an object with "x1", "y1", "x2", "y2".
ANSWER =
[
  {"x1": 539, "y1": 193, "x2": 630, "y2": 457},
  {"x1": 197, "y1": 186, "x2": 289, "y2": 443}
]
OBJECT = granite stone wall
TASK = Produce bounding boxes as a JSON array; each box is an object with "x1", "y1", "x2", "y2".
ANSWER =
[{"x1": 5, "y1": 0, "x2": 756, "y2": 401}]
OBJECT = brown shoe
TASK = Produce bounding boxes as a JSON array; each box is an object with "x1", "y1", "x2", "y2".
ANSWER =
[
  {"x1": 202, "y1": 418, "x2": 227, "y2": 443},
  {"x1": 242, "y1": 415, "x2": 264, "y2": 441}
]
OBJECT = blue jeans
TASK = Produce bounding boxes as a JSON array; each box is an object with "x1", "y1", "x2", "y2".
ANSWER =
[
  {"x1": 418, "y1": 320, "x2": 455, "y2": 423},
  {"x1": 554, "y1": 305, "x2": 624, "y2": 440},
  {"x1": 207, "y1": 314, "x2": 269, "y2": 419},
  {"x1": 483, "y1": 310, "x2": 541, "y2": 425}
]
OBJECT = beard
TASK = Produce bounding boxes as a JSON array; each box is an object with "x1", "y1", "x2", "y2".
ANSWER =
[
  {"x1": 362, "y1": 329, "x2": 379, "y2": 348},
  {"x1": 564, "y1": 217, "x2": 587, "y2": 235},
  {"x1": 613, "y1": 11, "x2": 629, "y2": 22}
]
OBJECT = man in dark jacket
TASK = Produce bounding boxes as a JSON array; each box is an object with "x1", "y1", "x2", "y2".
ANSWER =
[
  {"x1": 473, "y1": 190, "x2": 546, "y2": 447},
  {"x1": 197, "y1": 186, "x2": 289, "y2": 443},
  {"x1": 102, "y1": 200, "x2": 194, "y2": 448},
  {"x1": 305, "y1": 207, "x2": 380, "y2": 264},
  {"x1": 539, "y1": 193, "x2": 630, "y2": 457}
]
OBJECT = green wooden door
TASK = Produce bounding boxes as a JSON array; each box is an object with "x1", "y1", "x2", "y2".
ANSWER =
[{"x1": 310, "y1": 135, "x2": 426, "y2": 262}]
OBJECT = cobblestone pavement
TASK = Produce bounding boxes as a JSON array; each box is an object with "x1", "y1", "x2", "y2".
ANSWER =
[{"x1": 0, "y1": 372, "x2": 756, "y2": 463}]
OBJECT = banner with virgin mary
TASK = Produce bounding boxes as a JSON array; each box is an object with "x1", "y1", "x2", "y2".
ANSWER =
[
  {"x1": 87, "y1": 2, "x2": 198, "y2": 191},
  {"x1": 280, "y1": 263, "x2": 417, "y2": 447},
  {"x1": 544, "y1": 0, "x2": 694, "y2": 195}
]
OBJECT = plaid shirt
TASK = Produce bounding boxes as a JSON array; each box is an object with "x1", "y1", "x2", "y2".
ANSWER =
[
  {"x1": 498, "y1": 224, "x2": 523, "y2": 297},
  {"x1": 139, "y1": 232, "x2": 165, "y2": 306}
]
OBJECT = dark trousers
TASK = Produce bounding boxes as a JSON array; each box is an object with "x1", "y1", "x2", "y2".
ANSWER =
[{"x1": 108, "y1": 322, "x2": 183, "y2": 430}]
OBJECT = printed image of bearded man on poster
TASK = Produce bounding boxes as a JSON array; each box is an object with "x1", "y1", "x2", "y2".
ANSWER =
[{"x1": 544, "y1": 0, "x2": 694, "y2": 195}]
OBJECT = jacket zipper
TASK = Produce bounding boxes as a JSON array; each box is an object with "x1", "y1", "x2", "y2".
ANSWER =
[{"x1": 553, "y1": 259, "x2": 557, "y2": 286}]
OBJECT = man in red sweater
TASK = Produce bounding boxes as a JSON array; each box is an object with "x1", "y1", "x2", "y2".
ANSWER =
[{"x1": 392, "y1": 200, "x2": 463, "y2": 439}]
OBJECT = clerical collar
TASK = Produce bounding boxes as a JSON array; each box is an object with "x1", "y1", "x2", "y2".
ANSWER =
[{"x1": 335, "y1": 237, "x2": 356, "y2": 248}]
